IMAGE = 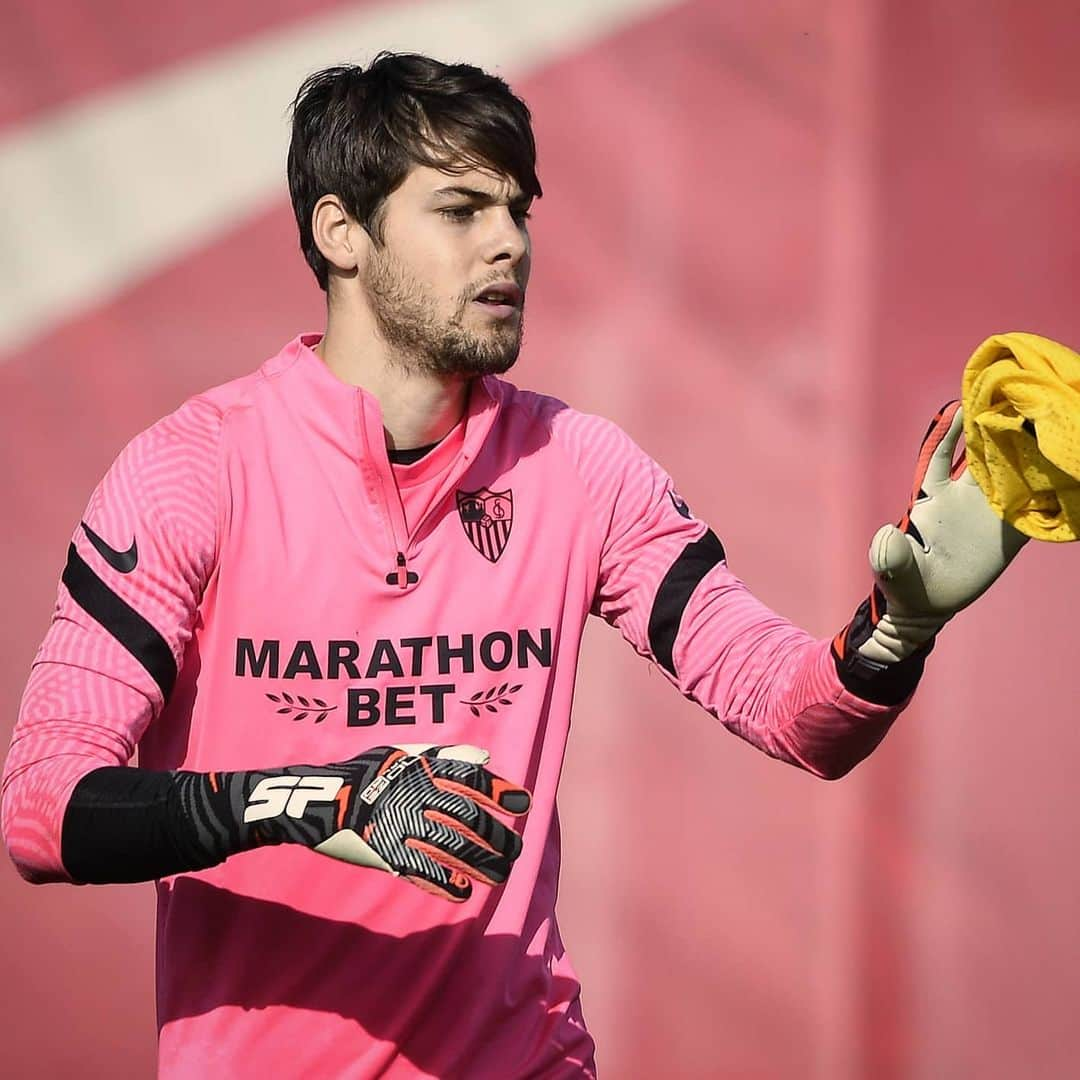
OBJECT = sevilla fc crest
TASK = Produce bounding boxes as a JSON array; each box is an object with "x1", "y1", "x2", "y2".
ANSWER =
[{"x1": 456, "y1": 488, "x2": 513, "y2": 563}]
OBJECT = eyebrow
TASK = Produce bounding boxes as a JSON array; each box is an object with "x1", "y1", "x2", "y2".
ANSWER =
[{"x1": 429, "y1": 185, "x2": 532, "y2": 207}]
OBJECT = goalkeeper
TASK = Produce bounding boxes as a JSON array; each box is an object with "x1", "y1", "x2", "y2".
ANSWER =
[{"x1": 1, "y1": 53, "x2": 1025, "y2": 1079}]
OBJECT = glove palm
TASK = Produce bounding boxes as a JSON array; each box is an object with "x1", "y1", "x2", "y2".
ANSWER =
[{"x1": 859, "y1": 402, "x2": 1028, "y2": 663}]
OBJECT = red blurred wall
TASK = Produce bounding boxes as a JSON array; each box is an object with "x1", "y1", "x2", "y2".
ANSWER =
[{"x1": 2, "y1": 2, "x2": 1079, "y2": 1077}]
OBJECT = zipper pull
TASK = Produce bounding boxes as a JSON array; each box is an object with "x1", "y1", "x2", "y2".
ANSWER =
[{"x1": 385, "y1": 551, "x2": 418, "y2": 589}]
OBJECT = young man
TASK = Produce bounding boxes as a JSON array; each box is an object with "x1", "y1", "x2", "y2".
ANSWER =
[{"x1": 1, "y1": 53, "x2": 1024, "y2": 1078}]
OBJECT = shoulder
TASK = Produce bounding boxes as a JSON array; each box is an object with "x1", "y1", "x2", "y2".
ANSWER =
[
  {"x1": 490, "y1": 377, "x2": 638, "y2": 465},
  {"x1": 81, "y1": 347, "x2": 294, "y2": 567},
  {"x1": 184, "y1": 366, "x2": 266, "y2": 429},
  {"x1": 118, "y1": 362, "x2": 269, "y2": 472},
  {"x1": 490, "y1": 380, "x2": 667, "y2": 537},
  {"x1": 95, "y1": 366, "x2": 270, "y2": 529}
]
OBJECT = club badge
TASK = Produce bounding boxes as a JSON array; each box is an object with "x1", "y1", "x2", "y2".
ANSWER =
[{"x1": 456, "y1": 488, "x2": 513, "y2": 563}]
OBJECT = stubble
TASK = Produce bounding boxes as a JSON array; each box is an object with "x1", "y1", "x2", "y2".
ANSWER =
[{"x1": 363, "y1": 249, "x2": 524, "y2": 377}]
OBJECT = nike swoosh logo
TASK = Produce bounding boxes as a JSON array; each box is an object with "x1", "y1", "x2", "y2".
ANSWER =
[{"x1": 80, "y1": 521, "x2": 138, "y2": 573}]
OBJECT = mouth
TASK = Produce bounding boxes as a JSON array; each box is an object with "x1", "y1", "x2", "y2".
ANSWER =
[
  {"x1": 471, "y1": 299, "x2": 520, "y2": 320},
  {"x1": 472, "y1": 282, "x2": 523, "y2": 319}
]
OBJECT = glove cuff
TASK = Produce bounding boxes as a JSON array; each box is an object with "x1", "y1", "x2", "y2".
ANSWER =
[
  {"x1": 60, "y1": 767, "x2": 242, "y2": 883},
  {"x1": 832, "y1": 592, "x2": 936, "y2": 705}
]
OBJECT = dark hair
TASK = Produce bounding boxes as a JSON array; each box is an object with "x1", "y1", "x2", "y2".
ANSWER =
[{"x1": 287, "y1": 52, "x2": 542, "y2": 291}]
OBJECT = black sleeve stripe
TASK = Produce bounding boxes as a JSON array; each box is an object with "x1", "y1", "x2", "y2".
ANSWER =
[
  {"x1": 61, "y1": 542, "x2": 178, "y2": 701},
  {"x1": 648, "y1": 529, "x2": 726, "y2": 677}
]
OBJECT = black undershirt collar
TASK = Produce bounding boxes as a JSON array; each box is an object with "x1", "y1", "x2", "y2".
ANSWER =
[{"x1": 387, "y1": 442, "x2": 439, "y2": 466}]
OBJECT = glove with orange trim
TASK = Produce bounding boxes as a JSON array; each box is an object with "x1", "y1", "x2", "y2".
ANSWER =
[
  {"x1": 833, "y1": 401, "x2": 1027, "y2": 699},
  {"x1": 176, "y1": 744, "x2": 531, "y2": 902}
]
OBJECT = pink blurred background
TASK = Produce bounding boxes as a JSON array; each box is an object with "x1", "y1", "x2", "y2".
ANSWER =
[{"x1": 2, "y1": 1, "x2": 1079, "y2": 1076}]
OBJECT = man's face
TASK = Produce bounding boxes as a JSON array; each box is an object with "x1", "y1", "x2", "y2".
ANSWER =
[{"x1": 360, "y1": 163, "x2": 533, "y2": 377}]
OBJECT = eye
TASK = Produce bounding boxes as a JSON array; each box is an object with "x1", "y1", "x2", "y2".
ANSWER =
[
  {"x1": 511, "y1": 207, "x2": 533, "y2": 225},
  {"x1": 439, "y1": 206, "x2": 476, "y2": 223}
]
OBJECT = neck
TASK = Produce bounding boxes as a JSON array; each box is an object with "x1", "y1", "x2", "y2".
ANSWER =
[{"x1": 315, "y1": 320, "x2": 470, "y2": 452}]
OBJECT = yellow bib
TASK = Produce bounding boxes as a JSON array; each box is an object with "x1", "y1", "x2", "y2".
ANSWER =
[{"x1": 962, "y1": 332, "x2": 1080, "y2": 542}]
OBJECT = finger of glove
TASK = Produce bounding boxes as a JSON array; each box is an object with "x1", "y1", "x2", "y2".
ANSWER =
[
  {"x1": 870, "y1": 523, "x2": 918, "y2": 578},
  {"x1": 425, "y1": 755, "x2": 532, "y2": 815},
  {"x1": 405, "y1": 778, "x2": 524, "y2": 863},
  {"x1": 411, "y1": 820, "x2": 514, "y2": 885},
  {"x1": 394, "y1": 743, "x2": 491, "y2": 766},
  {"x1": 375, "y1": 831, "x2": 473, "y2": 901},
  {"x1": 912, "y1": 402, "x2": 963, "y2": 500},
  {"x1": 870, "y1": 523, "x2": 930, "y2": 612},
  {"x1": 950, "y1": 447, "x2": 969, "y2": 482},
  {"x1": 424, "y1": 799, "x2": 524, "y2": 863},
  {"x1": 950, "y1": 457, "x2": 1029, "y2": 557},
  {"x1": 400, "y1": 851, "x2": 473, "y2": 903}
]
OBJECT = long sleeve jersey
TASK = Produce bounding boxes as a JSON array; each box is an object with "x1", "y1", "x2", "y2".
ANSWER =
[{"x1": 2, "y1": 333, "x2": 913, "y2": 1078}]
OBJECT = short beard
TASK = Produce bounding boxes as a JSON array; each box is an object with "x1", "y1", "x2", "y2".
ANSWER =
[{"x1": 363, "y1": 247, "x2": 524, "y2": 378}]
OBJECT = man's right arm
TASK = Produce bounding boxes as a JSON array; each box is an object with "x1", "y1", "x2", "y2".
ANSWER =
[
  {"x1": 2, "y1": 397, "x2": 529, "y2": 901},
  {"x1": 1, "y1": 397, "x2": 223, "y2": 883},
  {"x1": 57, "y1": 746, "x2": 531, "y2": 903}
]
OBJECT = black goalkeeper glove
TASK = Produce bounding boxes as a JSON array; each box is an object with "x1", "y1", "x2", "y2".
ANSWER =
[{"x1": 174, "y1": 743, "x2": 531, "y2": 902}]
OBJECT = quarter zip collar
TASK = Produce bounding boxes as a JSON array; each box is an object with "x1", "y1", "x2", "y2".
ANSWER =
[
  {"x1": 351, "y1": 350, "x2": 502, "y2": 555},
  {"x1": 263, "y1": 333, "x2": 503, "y2": 469},
  {"x1": 263, "y1": 333, "x2": 504, "y2": 587}
]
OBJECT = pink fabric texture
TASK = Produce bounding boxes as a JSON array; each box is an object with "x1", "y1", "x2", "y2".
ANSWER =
[{"x1": 3, "y1": 334, "x2": 909, "y2": 1078}]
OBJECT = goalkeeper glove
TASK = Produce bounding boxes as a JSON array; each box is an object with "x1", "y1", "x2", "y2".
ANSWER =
[
  {"x1": 175, "y1": 743, "x2": 531, "y2": 902},
  {"x1": 834, "y1": 401, "x2": 1028, "y2": 688}
]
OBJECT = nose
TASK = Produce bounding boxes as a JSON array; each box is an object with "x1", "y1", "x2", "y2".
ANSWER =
[{"x1": 483, "y1": 206, "x2": 529, "y2": 267}]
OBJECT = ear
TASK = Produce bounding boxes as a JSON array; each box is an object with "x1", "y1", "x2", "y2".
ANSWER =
[{"x1": 312, "y1": 194, "x2": 369, "y2": 277}]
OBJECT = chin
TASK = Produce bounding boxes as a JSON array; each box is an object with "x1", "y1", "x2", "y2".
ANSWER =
[
  {"x1": 459, "y1": 351, "x2": 519, "y2": 378},
  {"x1": 439, "y1": 334, "x2": 522, "y2": 378}
]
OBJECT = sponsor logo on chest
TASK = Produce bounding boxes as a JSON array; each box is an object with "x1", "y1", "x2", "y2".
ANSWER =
[{"x1": 234, "y1": 628, "x2": 552, "y2": 729}]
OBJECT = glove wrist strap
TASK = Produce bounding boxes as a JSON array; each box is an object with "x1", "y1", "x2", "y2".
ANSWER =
[
  {"x1": 832, "y1": 593, "x2": 936, "y2": 705},
  {"x1": 857, "y1": 609, "x2": 949, "y2": 664}
]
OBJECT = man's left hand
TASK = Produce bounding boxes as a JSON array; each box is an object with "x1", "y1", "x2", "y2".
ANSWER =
[{"x1": 857, "y1": 400, "x2": 1028, "y2": 664}]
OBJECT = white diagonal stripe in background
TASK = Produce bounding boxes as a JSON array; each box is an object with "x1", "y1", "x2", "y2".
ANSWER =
[{"x1": 0, "y1": 0, "x2": 679, "y2": 357}]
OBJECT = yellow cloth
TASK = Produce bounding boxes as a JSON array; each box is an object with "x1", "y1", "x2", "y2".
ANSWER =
[{"x1": 962, "y1": 331, "x2": 1080, "y2": 542}]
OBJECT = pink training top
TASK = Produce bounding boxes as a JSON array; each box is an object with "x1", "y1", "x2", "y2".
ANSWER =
[{"x1": 3, "y1": 334, "x2": 909, "y2": 1078}]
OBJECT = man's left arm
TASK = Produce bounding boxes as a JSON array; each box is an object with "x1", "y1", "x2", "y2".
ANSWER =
[{"x1": 555, "y1": 402, "x2": 1024, "y2": 780}]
